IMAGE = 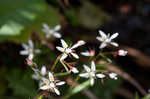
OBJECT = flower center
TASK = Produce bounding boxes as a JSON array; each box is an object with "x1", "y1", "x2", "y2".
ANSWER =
[
  {"x1": 65, "y1": 48, "x2": 72, "y2": 54},
  {"x1": 89, "y1": 71, "x2": 95, "y2": 77}
]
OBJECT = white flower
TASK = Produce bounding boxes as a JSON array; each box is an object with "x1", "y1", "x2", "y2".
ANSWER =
[
  {"x1": 109, "y1": 72, "x2": 118, "y2": 80},
  {"x1": 70, "y1": 66, "x2": 79, "y2": 73},
  {"x1": 96, "y1": 30, "x2": 119, "y2": 49},
  {"x1": 32, "y1": 66, "x2": 47, "y2": 80},
  {"x1": 79, "y1": 61, "x2": 105, "y2": 86},
  {"x1": 117, "y1": 49, "x2": 128, "y2": 56},
  {"x1": 56, "y1": 39, "x2": 85, "y2": 61},
  {"x1": 20, "y1": 40, "x2": 40, "y2": 60},
  {"x1": 40, "y1": 72, "x2": 65, "y2": 95},
  {"x1": 81, "y1": 50, "x2": 95, "y2": 57},
  {"x1": 42, "y1": 23, "x2": 61, "y2": 38}
]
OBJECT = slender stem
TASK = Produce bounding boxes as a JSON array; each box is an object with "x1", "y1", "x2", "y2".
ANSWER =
[
  {"x1": 50, "y1": 55, "x2": 61, "y2": 71},
  {"x1": 60, "y1": 60, "x2": 69, "y2": 72},
  {"x1": 54, "y1": 71, "x2": 71, "y2": 77},
  {"x1": 99, "y1": 53, "x2": 111, "y2": 63},
  {"x1": 64, "y1": 70, "x2": 85, "y2": 99}
]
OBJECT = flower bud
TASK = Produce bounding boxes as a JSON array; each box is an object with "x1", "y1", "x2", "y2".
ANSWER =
[
  {"x1": 70, "y1": 67, "x2": 79, "y2": 73},
  {"x1": 117, "y1": 49, "x2": 128, "y2": 56},
  {"x1": 77, "y1": 40, "x2": 86, "y2": 46},
  {"x1": 26, "y1": 59, "x2": 33, "y2": 66},
  {"x1": 109, "y1": 73, "x2": 117, "y2": 80}
]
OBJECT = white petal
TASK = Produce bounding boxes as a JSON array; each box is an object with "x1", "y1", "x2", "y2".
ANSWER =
[
  {"x1": 71, "y1": 53, "x2": 79, "y2": 59},
  {"x1": 54, "y1": 88, "x2": 60, "y2": 95},
  {"x1": 54, "y1": 25, "x2": 61, "y2": 31},
  {"x1": 40, "y1": 85, "x2": 49, "y2": 90},
  {"x1": 96, "y1": 37, "x2": 103, "y2": 42},
  {"x1": 28, "y1": 40, "x2": 34, "y2": 48},
  {"x1": 100, "y1": 43, "x2": 107, "y2": 49},
  {"x1": 60, "y1": 53, "x2": 68, "y2": 61},
  {"x1": 79, "y1": 73, "x2": 89, "y2": 78},
  {"x1": 81, "y1": 51, "x2": 90, "y2": 56},
  {"x1": 61, "y1": 39, "x2": 68, "y2": 48},
  {"x1": 53, "y1": 32, "x2": 61, "y2": 38},
  {"x1": 41, "y1": 66, "x2": 46, "y2": 76},
  {"x1": 28, "y1": 53, "x2": 34, "y2": 60},
  {"x1": 99, "y1": 30, "x2": 107, "y2": 39},
  {"x1": 71, "y1": 43, "x2": 79, "y2": 49},
  {"x1": 20, "y1": 50, "x2": 28, "y2": 55},
  {"x1": 35, "y1": 49, "x2": 41, "y2": 53},
  {"x1": 56, "y1": 46, "x2": 65, "y2": 52},
  {"x1": 48, "y1": 72, "x2": 54, "y2": 81},
  {"x1": 42, "y1": 23, "x2": 50, "y2": 32},
  {"x1": 91, "y1": 61, "x2": 96, "y2": 71},
  {"x1": 90, "y1": 78, "x2": 95, "y2": 86},
  {"x1": 56, "y1": 81, "x2": 65, "y2": 86},
  {"x1": 110, "y1": 33, "x2": 119, "y2": 40},
  {"x1": 96, "y1": 74, "x2": 105, "y2": 78},
  {"x1": 83, "y1": 65, "x2": 90, "y2": 72},
  {"x1": 110, "y1": 42, "x2": 119, "y2": 47},
  {"x1": 22, "y1": 43, "x2": 28, "y2": 49}
]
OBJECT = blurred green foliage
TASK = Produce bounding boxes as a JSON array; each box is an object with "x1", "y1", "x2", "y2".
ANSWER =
[
  {"x1": 0, "y1": 0, "x2": 60, "y2": 43},
  {"x1": 1, "y1": 0, "x2": 149, "y2": 99},
  {"x1": 7, "y1": 68, "x2": 37, "y2": 99}
]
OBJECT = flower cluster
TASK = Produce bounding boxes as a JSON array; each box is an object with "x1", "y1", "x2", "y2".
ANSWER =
[{"x1": 20, "y1": 24, "x2": 128, "y2": 96}]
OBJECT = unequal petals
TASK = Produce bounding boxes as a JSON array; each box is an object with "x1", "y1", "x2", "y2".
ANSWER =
[
  {"x1": 53, "y1": 32, "x2": 61, "y2": 38},
  {"x1": 71, "y1": 53, "x2": 79, "y2": 59},
  {"x1": 97, "y1": 30, "x2": 119, "y2": 49},
  {"x1": 99, "y1": 30, "x2": 107, "y2": 39},
  {"x1": 110, "y1": 42, "x2": 119, "y2": 47},
  {"x1": 83, "y1": 65, "x2": 91, "y2": 72},
  {"x1": 91, "y1": 61, "x2": 96, "y2": 71},
  {"x1": 79, "y1": 73, "x2": 89, "y2": 78},
  {"x1": 49, "y1": 72, "x2": 54, "y2": 82},
  {"x1": 61, "y1": 39, "x2": 68, "y2": 48},
  {"x1": 90, "y1": 78, "x2": 95, "y2": 86},
  {"x1": 60, "y1": 53, "x2": 68, "y2": 61},
  {"x1": 20, "y1": 50, "x2": 28, "y2": 55},
  {"x1": 54, "y1": 88, "x2": 60, "y2": 95},
  {"x1": 110, "y1": 33, "x2": 119, "y2": 40},
  {"x1": 56, "y1": 81, "x2": 65, "y2": 86},
  {"x1": 100, "y1": 42, "x2": 107, "y2": 49},
  {"x1": 54, "y1": 25, "x2": 61, "y2": 31},
  {"x1": 56, "y1": 46, "x2": 65, "y2": 52},
  {"x1": 96, "y1": 74, "x2": 105, "y2": 78}
]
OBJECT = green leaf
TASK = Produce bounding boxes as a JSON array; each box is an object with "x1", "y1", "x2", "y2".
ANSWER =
[
  {"x1": 7, "y1": 69, "x2": 37, "y2": 98},
  {"x1": 0, "y1": 0, "x2": 45, "y2": 36},
  {"x1": 0, "y1": 0, "x2": 60, "y2": 43},
  {"x1": 70, "y1": 80, "x2": 90, "y2": 96}
]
